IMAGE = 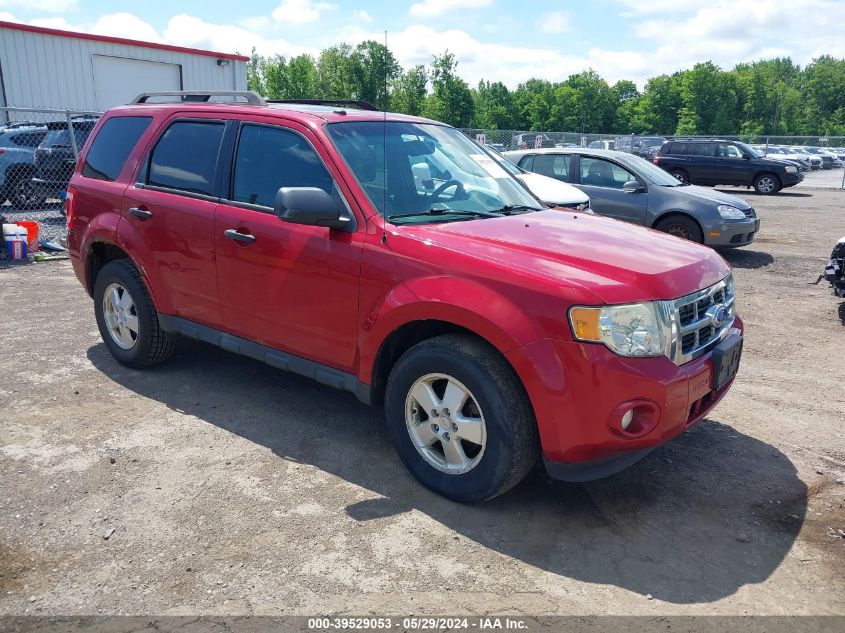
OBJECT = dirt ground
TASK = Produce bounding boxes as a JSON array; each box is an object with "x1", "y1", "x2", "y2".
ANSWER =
[{"x1": 1, "y1": 188, "x2": 844, "y2": 617}]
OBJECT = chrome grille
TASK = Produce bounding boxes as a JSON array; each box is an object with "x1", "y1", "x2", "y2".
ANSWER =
[{"x1": 673, "y1": 275, "x2": 735, "y2": 364}]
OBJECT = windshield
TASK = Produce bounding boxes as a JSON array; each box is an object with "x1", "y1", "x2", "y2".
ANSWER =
[
  {"x1": 43, "y1": 127, "x2": 90, "y2": 148},
  {"x1": 619, "y1": 153, "x2": 684, "y2": 186},
  {"x1": 327, "y1": 121, "x2": 540, "y2": 223},
  {"x1": 640, "y1": 137, "x2": 664, "y2": 147},
  {"x1": 735, "y1": 141, "x2": 761, "y2": 158}
]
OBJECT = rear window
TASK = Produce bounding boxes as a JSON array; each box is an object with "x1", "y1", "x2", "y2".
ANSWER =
[
  {"x1": 147, "y1": 121, "x2": 225, "y2": 197},
  {"x1": 43, "y1": 126, "x2": 92, "y2": 148},
  {"x1": 83, "y1": 117, "x2": 152, "y2": 182},
  {"x1": 10, "y1": 132, "x2": 46, "y2": 148}
]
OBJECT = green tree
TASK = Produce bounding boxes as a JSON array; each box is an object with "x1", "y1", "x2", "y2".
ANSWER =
[
  {"x1": 473, "y1": 80, "x2": 515, "y2": 129},
  {"x1": 350, "y1": 41, "x2": 401, "y2": 109},
  {"x1": 422, "y1": 52, "x2": 474, "y2": 127},
  {"x1": 391, "y1": 65, "x2": 428, "y2": 116},
  {"x1": 316, "y1": 44, "x2": 356, "y2": 99}
]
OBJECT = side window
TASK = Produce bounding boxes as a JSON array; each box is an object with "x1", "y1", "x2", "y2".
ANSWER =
[
  {"x1": 232, "y1": 124, "x2": 334, "y2": 208},
  {"x1": 532, "y1": 154, "x2": 570, "y2": 181},
  {"x1": 694, "y1": 143, "x2": 717, "y2": 156},
  {"x1": 669, "y1": 142, "x2": 689, "y2": 155},
  {"x1": 148, "y1": 121, "x2": 225, "y2": 196},
  {"x1": 517, "y1": 155, "x2": 533, "y2": 171},
  {"x1": 580, "y1": 157, "x2": 636, "y2": 189},
  {"x1": 719, "y1": 144, "x2": 743, "y2": 158},
  {"x1": 82, "y1": 117, "x2": 152, "y2": 182}
]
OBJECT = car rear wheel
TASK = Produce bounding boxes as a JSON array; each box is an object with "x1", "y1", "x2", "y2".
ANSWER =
[
  {"x1": 654, "y1": 214, "x2": 703, "y2": 243},
  {"x1": 669, "y1": 169, "x2": 689, "y2": 184},
  {"x1": 384, "y1": 333, "x2": 539, "y2": 502},
  {"x1": 7, "y1": 173, "x2": 46, "y2": 209},
  {"x1": 94, "y1": 259, "x2": 174, "y2": 368},
  {"x1": 753, "y1": 173, "x2": 780, "y2": 195}
]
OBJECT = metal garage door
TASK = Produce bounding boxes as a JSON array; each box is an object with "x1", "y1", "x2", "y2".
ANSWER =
[{"x1": 92, "y1": 55, "x2": 181, "y2": 111}]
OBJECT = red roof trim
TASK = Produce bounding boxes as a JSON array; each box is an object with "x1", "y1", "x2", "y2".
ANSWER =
[{"x1": 0, "y1": 20, "x2": 250, "y2": 62}]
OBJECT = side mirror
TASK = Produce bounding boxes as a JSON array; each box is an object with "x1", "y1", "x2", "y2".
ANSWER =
[
  {"x1": 274, "y1": 187, "x2": 350, "y2": 230},
  {"x1": 623, "y1": 180, "x2": 644, "y2": 193},
  {"x1": 742, "y1": 153, "x2": 751, "y2": 160}
]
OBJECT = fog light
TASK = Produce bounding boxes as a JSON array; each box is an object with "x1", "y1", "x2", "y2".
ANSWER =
[{"x1": 620, "y1": 409, "x2": 634, "y2": 431}]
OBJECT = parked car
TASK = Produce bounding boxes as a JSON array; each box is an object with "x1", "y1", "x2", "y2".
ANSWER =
[
  {"x1": 654, "y1": 138, "x2": 803, "y2": 194},
  {"x1": 482, "y1": 146, "x2": 591, "y2": 211},
  {"x1": 753, "y1": 145, "x2": 811, "y2": 170},
  {"x1": 505, "y1": 148, "x2": 759, "y2": 247},
  {"x1": 617, "y1": 135, "x2": 665, "y2": 159},
  {"x1": 511, "y1": 132, "x2": 555, "y2": 149},
  {"x1": 788, "y1": 147, "x2": 823, "y2": 170},
  {"x1": 68, "y1": 91, "x2": 743, "y2": 502},
  {"x1": 801, "y1": 146, "x2": 840, "y2": 169},
  {"x1": 0, "y1": 122, "x2": 48, "y2": 208},
  {"x1": 32, "y1": 117, "x2": 98, "y2": 201},
  {"x1": 588, "y1": 139, "x2": 616, "y2": 150}
]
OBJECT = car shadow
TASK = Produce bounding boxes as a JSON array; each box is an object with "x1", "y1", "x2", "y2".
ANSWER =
[
  {"x1": 719, "y1": 248, "x2": 774, "y2": 269},
  {"x1": 714, "y1": 188, "x2": 814, "y2": 198},
  {"x1": 86, "y1": 340, "x2": 807, "y2": 605}
]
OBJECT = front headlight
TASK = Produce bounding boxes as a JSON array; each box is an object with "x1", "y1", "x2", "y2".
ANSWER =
[
  {"x1": 575, "y1": 201, "x2": 594, "y2": 214},
  {"x1": 784, "y1": 165, "x2": 798, "y2": 174},
  {"x1": 569, "y1": 302, "x2": 670, "y2": 357},
  {"x1": 717, "y1": 204, "x2": 747, "y2": 220}
]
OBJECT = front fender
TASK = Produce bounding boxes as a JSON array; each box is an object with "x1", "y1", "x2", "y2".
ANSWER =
[{"x1": 356, "y1": 275, "x2": 544, "y2": 385}]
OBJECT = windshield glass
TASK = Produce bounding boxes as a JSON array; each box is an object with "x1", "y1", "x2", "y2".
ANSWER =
[
  {"x1": 735, "y1": 141, "x2": 761, "y2": 158},
  {"x1": 640, "y1": 137, "x2": 664, "y2": 147},
  {"x1": 327, "y1": 121, "x2": 540, "y2": 223},
  {"x1": 43, "y1": 127, "x2": 90, "y2": 148},
  {"x1": 618, "y1": 153, "x2": 683, "y2": 186}
]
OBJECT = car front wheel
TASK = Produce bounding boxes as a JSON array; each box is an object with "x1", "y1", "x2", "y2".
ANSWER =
[
  {"x1": 384, "y1": 334, "x2": 539, "y2": 502},
  {"x1": 753, "y1": 174, "x2": 780, "y2": 195}
]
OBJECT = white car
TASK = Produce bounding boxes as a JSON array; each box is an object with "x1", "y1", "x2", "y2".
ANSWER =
[
  {"x1": 484, "y1": 147, "x2": 591, "y2": 211},
  {"x1": 752, "y1": 145, "x2": 809, "y2": 170}
]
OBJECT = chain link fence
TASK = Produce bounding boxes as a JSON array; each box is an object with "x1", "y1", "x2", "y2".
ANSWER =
[
  {"x1": 461, "y1": 128, "x2": 845, "y2": 151},
  {"x1": 0, "y1": 106, "x2": 102, "y2": 261}
]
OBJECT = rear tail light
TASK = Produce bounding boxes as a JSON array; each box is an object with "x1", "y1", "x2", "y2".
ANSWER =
[
  {"x1": 65, "y1": 186, "x2": 76, "y2": 229},
  {"x1": 653, "y1": 156, "x2": 661, "y2": 165}
]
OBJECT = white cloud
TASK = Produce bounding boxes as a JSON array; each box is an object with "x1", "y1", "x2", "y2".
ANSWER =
[
  {"x1": 238, "y1": 15, "x2": 271, "y2": 30},
  {"x1": 409, "y1": 0, "x2": 491, "y2": 18},
  {"x1": 356, "y1": 9, "x2": 373, "y2": 23},
  {"x1": 89, "y1": 12, "x2": 163, "y2": 42},
  {"x1": 0, "y1": 0, "x2": 77, "y2": 12},
  {"x1": 271, "y1": 0, "x2": 334, "y2": 25},
  {"x1": 539, "y1": 11, "x2": 569, "y2": 35}
]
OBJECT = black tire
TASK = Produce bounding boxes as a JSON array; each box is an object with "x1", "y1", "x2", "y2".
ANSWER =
[
  {"x1": 6, "y1": 172, "x2": 46, "y2": 209},
  {"x1": 384, "y1": 333, "x2": 539, "y2": 502},
  {"x1": 753, "y1": 173, "x2": 780, "y2": 195},
  {"x1": 654, "y1": 214, "x2": 703, "y2": 243},
  {"x1": 668, "y1": 169, "x2": 689, "y2": 184},
  {"x1": 93, "y1": 259, "x2": 174, "y2": 368}
]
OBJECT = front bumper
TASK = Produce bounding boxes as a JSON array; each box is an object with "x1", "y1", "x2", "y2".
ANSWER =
[
  {"x1": 505, "y1": 318, "x2": 744, "y2": 478},
  {"x1": 703, "y1": 218, "x2": 759, "y2": 247}
]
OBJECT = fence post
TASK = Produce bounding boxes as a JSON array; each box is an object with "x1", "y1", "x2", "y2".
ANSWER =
[{"x1": 65, "y1": 110, "x2": 79, "y2": 160}]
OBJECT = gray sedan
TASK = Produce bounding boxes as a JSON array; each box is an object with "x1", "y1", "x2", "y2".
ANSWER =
[{"x1": 503, "y1": 148, "x2": 760, "y2": 248}]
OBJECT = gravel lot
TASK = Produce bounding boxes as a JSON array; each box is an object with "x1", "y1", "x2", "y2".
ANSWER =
[{"x1": 1, "y1": 189, "x2": 844, "y2": 617}]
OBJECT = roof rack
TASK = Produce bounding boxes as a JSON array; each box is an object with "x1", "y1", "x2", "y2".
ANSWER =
[
  {"x1": 130, "y1": 90, "x2": 266, "y2": 105},
  {"x1": 267, "y1": 98, "x2": 380, "y2": 112}
]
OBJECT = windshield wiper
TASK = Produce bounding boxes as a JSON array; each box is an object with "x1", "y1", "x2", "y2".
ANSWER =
[
  {"x1": 489, "y1": 204, "x2": 544, "y2": 214},
  {"x1": 388, "y1": 208, "x2": 505, "y2": 220}
]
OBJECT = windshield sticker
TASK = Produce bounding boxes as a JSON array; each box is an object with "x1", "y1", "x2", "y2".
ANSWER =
[{"x1": 469, "y1": 153, "x2": 510, "y2": 180}]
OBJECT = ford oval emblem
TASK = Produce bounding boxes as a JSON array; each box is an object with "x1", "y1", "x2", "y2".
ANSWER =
[{"x1": 712, "y1": 305, "x2": 729, "y2": 327}]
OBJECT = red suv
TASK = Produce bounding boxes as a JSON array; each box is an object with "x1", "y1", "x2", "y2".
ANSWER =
[{"x1": 67, "y1": 91, "x2": 743, "y2": 502}]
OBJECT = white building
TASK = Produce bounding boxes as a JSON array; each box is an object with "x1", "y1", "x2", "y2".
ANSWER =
[{"x1": 0, "y1": 20, "x2": 248, "y2": 116}]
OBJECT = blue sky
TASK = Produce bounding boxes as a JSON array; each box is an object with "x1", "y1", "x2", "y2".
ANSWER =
[{"x1": 2, "y1": 0, "x2": 842, "y2": 88}]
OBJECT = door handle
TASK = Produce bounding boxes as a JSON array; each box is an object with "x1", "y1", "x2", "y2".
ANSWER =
[
  {"x1": 224, "y1": 229, "x2": 256, "y2": 244},
  {"x1": 129, "y1": 207, "x2": 153, "y2": 219}
]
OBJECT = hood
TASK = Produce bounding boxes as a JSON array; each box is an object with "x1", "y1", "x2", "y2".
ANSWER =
[
  {"x1": 668, "y1": 184, "x2": 752, "y2": 209},
  {"x1": 399, "y1": 211, "x2": 729, "y2": 304},
  {"x1": 755, "y1": 156, "x2": 794, "y2": 169},
  {"x1": 516, "y1": 172, "x2": 589, "y2": 206}
]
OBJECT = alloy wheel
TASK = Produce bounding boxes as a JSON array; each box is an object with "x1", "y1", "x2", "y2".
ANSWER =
[
  {"x1": 404, "y1": 373, "x2": 487, "y2": 474},
  {"x1": 102, "y1": 282, "x2": 139, "y2": 350}
]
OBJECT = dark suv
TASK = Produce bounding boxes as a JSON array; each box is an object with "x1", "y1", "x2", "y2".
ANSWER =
[
  {"x1": 0, "y1": 122, "x2": 48, "y2": 208},
  {"x1": 654, "y1": 139, "x2": 803, "y2": 195},
  {"x1": 32, "y1": 117, "x2": 98, "y2": 201}
]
